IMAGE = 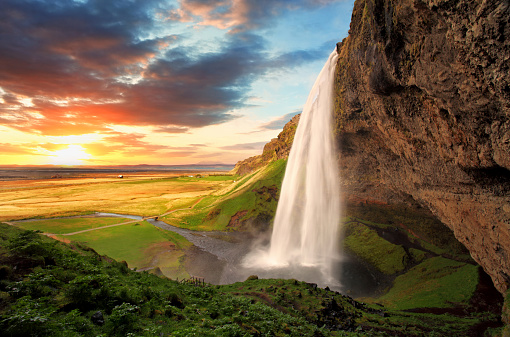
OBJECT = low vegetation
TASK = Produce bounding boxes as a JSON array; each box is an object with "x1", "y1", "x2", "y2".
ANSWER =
[
  {"x1": 344, "y1": 221, "x2": 408, "y2": 275},
  {"x1": 0, "y1": 224, "x2": 503, "y2": 336},
  {"x1": 16, "y1": 217, "x2": 130, "y2": 235},
  {"x1": 1, "y1": 168, "x2": 507, "y2": 335},
  {"x1": 161, "y1": 160, "x2": 286, "y2": 231},
  {"x1": 0, "y1": 174, "x2": 234, "y2": 221}
]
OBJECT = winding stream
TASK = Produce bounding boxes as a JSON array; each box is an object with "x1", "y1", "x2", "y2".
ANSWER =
[{"x1": 11, "y1": 212, "x2": 379, "y2": 295}]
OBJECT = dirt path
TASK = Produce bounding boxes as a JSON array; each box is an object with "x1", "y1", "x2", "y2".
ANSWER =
[
  {"x1": 159, "y1": 197, "x2": 204, "y2": 217},
  {"x1": 6, "y1": 197, "x2": 205, "y2": 237},
  {"x1": 59, "y1": 219, "x2": 140, "y2": 236}
]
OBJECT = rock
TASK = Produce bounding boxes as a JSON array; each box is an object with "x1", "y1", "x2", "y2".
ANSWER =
[
  {"x1": 232, "y1": 114, "x2": 300, "y2": 175},
  {"x1": 91, "y1": 311, "x2": 104, "y2": 325},
  {"x1": 233, "y1": 0, "x2": 510, "y2": 295},
  {"x1": 335, "y1": 0, "x2": 510, "y2": 293}
]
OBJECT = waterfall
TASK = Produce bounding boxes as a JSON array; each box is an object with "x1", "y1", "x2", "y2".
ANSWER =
[{"x1": 244, "y1": 49, "x2": 341, "y2": 283}]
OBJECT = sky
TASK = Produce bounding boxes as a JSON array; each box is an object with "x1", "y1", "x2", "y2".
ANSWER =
[{"x1": 0, "y1": 0, "x2": 354, "y2": 166}]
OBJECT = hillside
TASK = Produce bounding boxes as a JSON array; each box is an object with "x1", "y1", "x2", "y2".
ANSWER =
[
  {"x1": 231, "y1": 0, "x2": 510, "y2": 331},
  {"x1": 0, "y1": 223, "x2": 505, "y2": 336}
]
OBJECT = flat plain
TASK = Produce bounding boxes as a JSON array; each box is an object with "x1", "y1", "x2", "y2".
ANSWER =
[
  {"x1": 1, "y1": 170, "x2": 237, "y2": 279},
  {"x1": 0, "y1": 171, "x2": 234, "y2": 221}
]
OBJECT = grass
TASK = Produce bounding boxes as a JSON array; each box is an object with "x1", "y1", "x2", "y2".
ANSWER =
[
  {"x1": 57, "y1": 221, "x2": 192, "y2": 279},
  {"x1": 341, "y1": 207, "x2": 484, "y2": 312},
  {"x1": 15, "y1": 217, "x2": 131, "y2": 234},
  {"x1": 344, "y1": 221, "x2": 408, "y2": 275},
  {"x1": 346, "y1": 203, "x2": 470, "y2": 260},
  {"x1": 0, "y1": 173, "x2": 235, "y2": 221},
  {"x1": 160, "y1": 159, "x2": 286, "y2": 231},
  {"x1": 373, "y1": 257, "x2": 479, "y2": 310}
]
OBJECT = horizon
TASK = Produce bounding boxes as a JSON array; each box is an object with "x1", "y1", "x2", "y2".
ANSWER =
[{"x1": 0, "y1": 0, "x2": 354, "y2": 166}]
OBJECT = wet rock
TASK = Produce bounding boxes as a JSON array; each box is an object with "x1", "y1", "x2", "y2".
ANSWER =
[
  {"x1": 334, "y1": 0, "x2": 510, "y2": 294},
  {"x1": 91, "y1": 311, "x2": 104, "y2": 326}
]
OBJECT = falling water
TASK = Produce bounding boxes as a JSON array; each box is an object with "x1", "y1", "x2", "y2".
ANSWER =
[{"x1": 244, "y1": 49, "x2": 341, "y2": 283}]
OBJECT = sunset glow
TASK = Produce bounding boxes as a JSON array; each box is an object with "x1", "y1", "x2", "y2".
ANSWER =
[
  {"x1": 0, "y1": 0, "x2": 354, "y2": 166},
  {"x1": 48, "y1": 145, "x2": 92, "y2": 166}
]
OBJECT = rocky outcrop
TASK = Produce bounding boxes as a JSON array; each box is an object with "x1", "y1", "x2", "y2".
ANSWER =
[
  {"x1": 233, "y1": 0, "x2": 510, "y2": 294},
  {"x1": 232, "y1": 115, "x2": 300, "y2": 175},
  {"x1": 335, "y1": 0, "x2": 510, "y2": 293}
]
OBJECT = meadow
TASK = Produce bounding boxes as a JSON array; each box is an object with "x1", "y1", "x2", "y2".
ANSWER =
[
  {"x1": 0, "y1": 172, "x2": 236, "y2": 221},
  {"x1": 1, "y1": 171, "x2": 240, "y2": 280},
  {"x1": 1, "y1": 165, "x2": 285, "y2": 281},
  {"x1": 0, "y1": 166, "x2": 505, "y2": 335}
]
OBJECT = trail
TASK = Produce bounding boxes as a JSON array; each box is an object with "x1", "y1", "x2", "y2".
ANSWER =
[{"x1": 6, "y1": 197, "x2": 204, "y2": 237}]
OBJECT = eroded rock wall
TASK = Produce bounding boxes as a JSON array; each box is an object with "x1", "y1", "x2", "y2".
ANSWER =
[
  {"x1": 335, "y1": 0, "x2": 510, "y2": 293},
  {"x1": 232, "y1": 114, "x2": 299, "y2": 175}
]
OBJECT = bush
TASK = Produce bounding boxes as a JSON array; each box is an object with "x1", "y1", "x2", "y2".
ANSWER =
[
  {"x1": 7, "y1": 230, "x2": 50, "y2": 258},
  {"x1": 0, "y1": 265, "x2": 12, "y2": 280},
  {"x1": 1, "y1": 296, "x2": 57, "y2": 336},
  {"x1": 106, "y1": 303, "x2": 140, "y2": 336}
]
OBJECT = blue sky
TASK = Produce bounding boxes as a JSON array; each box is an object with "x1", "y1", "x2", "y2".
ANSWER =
[{"x1": 0, "y1": 0, "x2": 354, "y2": 165}]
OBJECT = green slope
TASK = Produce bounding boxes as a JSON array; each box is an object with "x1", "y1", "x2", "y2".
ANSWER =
[{"x1": 0, "y1": 224, "x2": 504, "y2": 336}]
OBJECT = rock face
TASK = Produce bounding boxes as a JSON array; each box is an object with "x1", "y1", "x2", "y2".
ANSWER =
[
  {"x1": 232, "y1": 114, "x2": 300, "y2": 175},
  {"x1": 233, "y1": 0, "x2": 510, "y2": 294},
  {"x1": 335, "y1": 0, "x2": 510, "y2": 293}
]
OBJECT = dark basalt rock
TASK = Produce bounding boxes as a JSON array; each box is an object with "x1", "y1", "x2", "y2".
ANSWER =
[
  {"x1": 91, "y1": 311, "x2": 104, "y2": 326},
  {"x1": 335, "y1": 0, "x2": 510, "y2": 294}
]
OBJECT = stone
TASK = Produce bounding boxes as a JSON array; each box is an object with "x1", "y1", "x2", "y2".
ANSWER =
[{"x1": 91, "y1": 311, "x2": 104, "y2": 326}]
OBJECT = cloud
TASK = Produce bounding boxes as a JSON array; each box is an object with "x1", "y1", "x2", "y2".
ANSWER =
[
  {"x1": 0, "y1": 143, "x2": 39, "y2": 155},
  {"x1": 0, "y1": 0, "x2": 332, "y2": 137},
  {"x1": 154, "y1": 126, "x2": 189, "y2": 133},
  {"x1": 220, "y1": 141, "x2": 267, "y2": 151},
  {"x1": 169, "y1": 0, "x2": 342, "y2": 33},
  {"x1": 258, "y1": 111, "x2": 300, "y2": 131}
]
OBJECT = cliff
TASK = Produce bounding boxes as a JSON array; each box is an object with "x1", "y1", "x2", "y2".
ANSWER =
[
  {"x1": 234, "y1": 0, "x2": 510, "y2": 294},
  {"x1": 232, "y1": 114, "x2": 299, "y2": 175},
  {"x1": 335, "y1": 0, "x2": 510, "y2": 294}
]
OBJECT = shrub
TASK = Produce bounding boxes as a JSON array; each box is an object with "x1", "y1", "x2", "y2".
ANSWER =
[
  {"x1": 1, "y1": 296, "x2": 57, "y2": 336},
  {"x1": 106, "y1": 303, "x2": 140, "y2": 336},
  {"x1": 7, "y1": 230, "x2": 52, "y2": 259}
]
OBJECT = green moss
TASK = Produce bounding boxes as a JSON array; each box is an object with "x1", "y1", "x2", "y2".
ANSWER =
[
  {"x1": 409, "y1": 248, "x2": 427, "y2": 263},
  {"x1": 346, "y1": 203, "x2": 471, "y2": 261},
  {"x1": 344, "y1": 221, "x2": 408, "y2": 275},
  {"x1": 375, "y1": 257, "x2": 479, "y2": 310}
]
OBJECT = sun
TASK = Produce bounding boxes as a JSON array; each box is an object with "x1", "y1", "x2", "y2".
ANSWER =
[{"x1": 48, "y1": 145, "x2": 91, "y2": 166}]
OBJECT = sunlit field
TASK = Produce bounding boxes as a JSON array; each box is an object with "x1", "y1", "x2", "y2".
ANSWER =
[
  {"x1": 1, "y1": 171, "x2": 241, "y2": 280},
  {"x1": 0, "y1": 172, "x2": 236, "y2": 221}
]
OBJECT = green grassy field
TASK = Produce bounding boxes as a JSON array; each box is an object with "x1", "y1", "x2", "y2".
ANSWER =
[
  {"x1": 374, "y1": 257, "x2": 479, "y2": 310},
  {"x1": 16, "y1": 217, "x2": 131, "y2": 234},
  {"x1": 58, "y1": 220, "x2": 192, "y2": 279}
]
